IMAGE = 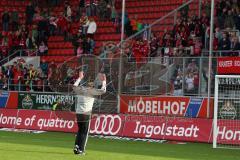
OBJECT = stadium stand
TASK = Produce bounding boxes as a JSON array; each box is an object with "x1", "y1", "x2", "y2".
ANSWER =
[{"x1": 0, "y1": 0, "x2": 239, "y2": 93}]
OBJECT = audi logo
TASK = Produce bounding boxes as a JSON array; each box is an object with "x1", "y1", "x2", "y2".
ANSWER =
[{"x1": 90, "y1": 114, "x2": 122, "y2": 135}]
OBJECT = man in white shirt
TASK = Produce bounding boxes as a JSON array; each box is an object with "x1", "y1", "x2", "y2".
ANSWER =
[{"x1": 73, "y1": 70, "x2": 106, "y2": 155}]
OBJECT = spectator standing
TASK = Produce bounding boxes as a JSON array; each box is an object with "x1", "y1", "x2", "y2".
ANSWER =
[
  {"x1": 187, "y1": 59, "x2": 198, "y2": 73},
  {"x1": 37, "y1": 17, "x2": 48, "y2": 42},
  {"x1": 40, "y1": 59, "x2": 48, "y2": 76},
  {"x1": 173, "y1": 75, "x2": 183, "y2": 96},
  {"x1": 111, "y1": 5, "x2": 117, "y2": 23},
  {"x1": 224, "y1": 10, "x2": 235, "y2": 29},
  {"x1": 26, "y1": 33, "x2": 35, "y2": 49},
  {"x1": 219, "y1": 32, "x2": 231, "y2": 54},
  {"x1": 98, "y1": 0, "x2": 107, "y2": 20},
  {"x1": 192, "y1": 37, "x2": 202, "y2": 56},
  {"x1": 91, "y1": 0, "x2": 99, "y2": 16},
  {"x1": 79, "y1": 12, "x2": 89, "y2": 37},
  {"x1": 124, "y1": 12, "x2": 131, "y2": 37},
  {"x1": 26, "y1": 2, "x2": 35, "y2": 25},
  {"x1": 49, "y1": 13, "x2": 58, "y2": 36},
  {"x1": 77, "y1": 42, "x2": 83, "y2": 55},
  {"x1": 51, "y1": 0, "x2": 61, "y2": 7},
  {"x1": 85, "y1": 0, "x2": 91, "y2": 16},
  {"x1": 78, "y1": 0, "x2": 85, "y2": 18},
  {"x1": 1, "y1": 35, "x2": 9, "y2": 58},
  {"x1": 215, "y1": 27, "x2": 223, "y2": 43},
  {"x1": 35, "y1": 67, "x2": 44, "y2": 91},
  {"x1": 66, "y1": 4, "x2": 72, "y2": 21},
  {"x1": 2, "y1": 10, "x2": 10, "y2": 32},
  {"x1": 83, "y1": 37, "x2": 95, "y2": 54},
  {"x1": 11, "y1": 9, "x2": 19, "y2": 32},
  {"x1": 233, "y1": 9, "x2": 240, "y2": 30},
  {"x1": 57, "y1": 12, "x2": 68, "y2": 38},
  {"x1": 5, "y1": 65, "x2": 14, "y2": 90},
  {"x1": 130, "y1": 15, "x2": 138, "y2": 35},
  {"x1": 106, "y1": 2, "x2": 112, "y2": 20},
  {"x1": 0, "y1": 67, "x2": 7, "y2": 90},
  {"x1": 149, "y1": 33, "x2": 159, "y2": 57},
  {"x1": 202, "y1": 0, "x2": 211, "y2": 17},
  {"x1": 31, "y1": 25, "x2": 38, "y2": 45},
  {"x1": 13, "y1": 65, "x2": 23, "y2": 91},
  {"x1": 180, "y1": 0, "x2": 189, "y2": 20},
  {"x1": 29, "y1": 64, "x2": 36, "y2": 90},
  {"x1": 231, "y1": 36, "x2": 240, "y2": 56},
  {"x1": 87, "y1": 17, "x2": 97, "y2": 39},
  {"x1": 12, "y1": 31, "x2": 20, "y2": 51},
  {"x1": 38, "y1": 41, "x2": 48, "y2": 56},
  {"x1": 185, "y1": 73, "x2": 194, "y2": 95}
]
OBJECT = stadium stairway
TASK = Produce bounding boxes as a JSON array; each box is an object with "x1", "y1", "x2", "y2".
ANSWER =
[{"x1": 41, "y1": 36, "x2": 75, "y2": 63}]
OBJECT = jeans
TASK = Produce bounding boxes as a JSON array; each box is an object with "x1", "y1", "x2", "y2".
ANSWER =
[
  {"x1": 86, "y1": 6, "x2": 91, "y2": 16},
  {"x1": 3, "y1": 22, "x2": 9, "y2": 31}
]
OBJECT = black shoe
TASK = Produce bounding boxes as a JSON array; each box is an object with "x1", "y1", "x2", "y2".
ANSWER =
[
  {"x1": 78, "y1": 150, "x2": 86, "y2": 156},
  {"x1": 73, "y1": 145, "x2": 80, "y2": 154}
]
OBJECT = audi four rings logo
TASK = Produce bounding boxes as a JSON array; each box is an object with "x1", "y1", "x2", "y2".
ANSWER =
[{"x1": 90, "y1": 115, "x2": 122, "y2": 135}]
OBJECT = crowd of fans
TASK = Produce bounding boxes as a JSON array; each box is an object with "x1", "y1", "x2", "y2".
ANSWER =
[
  {"x1": 116, "y1": 0, "x2": 240, "y2": 64},
  {"x1": 172, "y1": 59, "x2": 200, "y2": 96},
  {"x1": 0, "y1": 0, "x2": 119, "y2": 90},
  {"x1": 0, "y1": 0, "x2": 119, "y2": 61},
  {"x1": 168, "y1": 0, "x2": 240, "y2": 96},
  {"x1": 0, "y1": 58, "x2": 49, "y2": 91},
  {"x1": 0, "y1": 0, "x2": 239, "y2": 94}
]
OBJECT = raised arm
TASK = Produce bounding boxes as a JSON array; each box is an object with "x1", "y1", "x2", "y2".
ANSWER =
[
  {"x1": 88, "y1": 73, "x2": 106, "y2": 96},
  {"x1": 73, "y1": 71, "x2": 84, "y2": 87}
]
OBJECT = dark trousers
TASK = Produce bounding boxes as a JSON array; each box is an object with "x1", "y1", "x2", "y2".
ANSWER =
[{"x1": 75, "y1": 114, "x2": 91, "y2": 152}]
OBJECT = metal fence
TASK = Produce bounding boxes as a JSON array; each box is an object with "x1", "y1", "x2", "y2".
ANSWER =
[
  {"x1": 1, "y1": 55, "x2": 222, "y2": 97},
  {"x1": 1, "y1": 54, "x2": 221, "y2": 116}
]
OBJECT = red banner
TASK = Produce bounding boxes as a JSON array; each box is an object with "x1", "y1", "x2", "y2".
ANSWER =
[
  {"x1": 120, "y1": 95, "x2": 213, "y2": 118},
  {"x1": 0, "y1": 109, "x2": 77, "y2": 132},
  {"x1": 1, "y1": 109, "x2": 240, "y2": 144},
  {"x1": 0, "y1": 91, "x2": 18, "y2": 109},
  {"x1": 217, "y1": 57, "x2": 240, "y2": 74},
  {"x1": 123, "y1": 116, "x2": 212, "y2": 142},
  {"x1": 215, "y1": 119, "x2": 240, "y2": 145}
]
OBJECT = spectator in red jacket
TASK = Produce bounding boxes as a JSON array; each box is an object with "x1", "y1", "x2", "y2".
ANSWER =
[
  {"x1": 191, "y1": 37, "x2": 202, "y2": 56},
  {"x1": 57, "y1": 12, "x2": 68, "y2": 34},
  {"x1": 13, "y1": 65, "x2": 23, "y2": 91},
  {"x1": 132, "y1": 40, "x2": 141, "y2": 64},
  {"x1": 1, "y1": 32, "x2": 10, "y2": 58}
]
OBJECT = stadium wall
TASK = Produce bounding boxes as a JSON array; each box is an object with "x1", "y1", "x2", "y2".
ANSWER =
[
  {"x1": 0, "y1": 109, "x2": 239, "y2": 144},
  {"x1": 0, "y1": 91, "x2": 237, "y2": 144}
]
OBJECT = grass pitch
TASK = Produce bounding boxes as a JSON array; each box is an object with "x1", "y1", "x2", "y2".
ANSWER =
[{"x1": 0, "y1": 131, "x2": 240, "y2": 160}]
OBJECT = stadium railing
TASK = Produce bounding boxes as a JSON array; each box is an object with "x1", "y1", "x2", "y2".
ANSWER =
[{"x1": 0, "y1": 49, "x2": 38, "y2": 65}]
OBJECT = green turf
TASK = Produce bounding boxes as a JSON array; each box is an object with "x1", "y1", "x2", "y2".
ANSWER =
[{"x1": 0, "y1": 131, "x2": 240, "y2": 160}]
